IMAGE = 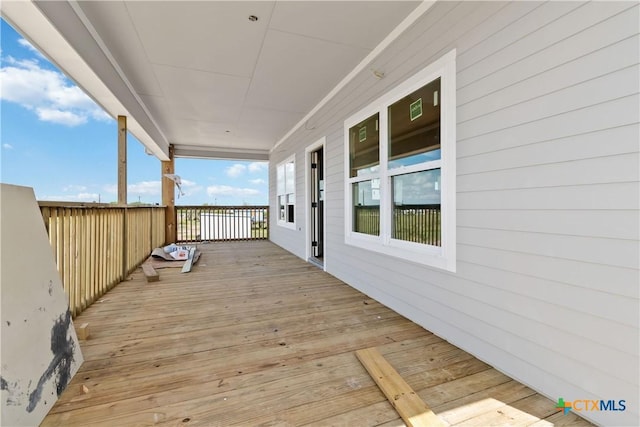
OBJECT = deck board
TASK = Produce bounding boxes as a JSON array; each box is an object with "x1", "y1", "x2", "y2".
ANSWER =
[{"x1": 42, "y1": 241, "x2": 594, "y2": 426}]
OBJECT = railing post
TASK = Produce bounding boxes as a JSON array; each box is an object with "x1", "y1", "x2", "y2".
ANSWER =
[
  {"x1": 149, "y1": 207, "x2": 153, "y2": 252},
  {"x1": 162, "y1": 145, "x2": 176, "y2": 244},
  {"x1": 118, "y1": 115, "x2": 127, "y2": 205},
  {"x1": 122, "y1": 206, "x2": 128, "y2": 279}
]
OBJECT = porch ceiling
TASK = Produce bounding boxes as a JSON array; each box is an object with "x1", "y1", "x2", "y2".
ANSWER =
[{"x1": 1, "y1": 1, "x2": 422, "y2": 161}]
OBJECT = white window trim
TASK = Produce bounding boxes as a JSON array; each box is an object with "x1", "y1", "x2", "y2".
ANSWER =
[
  {"x1": 343, "y1": 49, "x2": 456, "y2": 272},
  {"x1": 277, "y1": 155, "x2": 296, "y2": 230}
]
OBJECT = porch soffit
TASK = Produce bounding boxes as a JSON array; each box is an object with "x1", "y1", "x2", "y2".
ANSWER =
[{"x1": 1, "y1": 1, "x2": 424, "y2": 161}]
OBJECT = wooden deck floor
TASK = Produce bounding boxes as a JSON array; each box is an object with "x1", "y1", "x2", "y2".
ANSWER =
[{"x1": 43, "y1": 241, "x2": 593, "y2": 426}]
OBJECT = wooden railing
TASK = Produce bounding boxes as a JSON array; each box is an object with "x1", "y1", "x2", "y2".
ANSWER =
[
  {"x1": 354, "y1": 204, "x2": 441, "y2": 245},
  {"x1": 177, "y1": 205, "x2": 268, "y2": 243},
  {"x1": 39, "y1": 202, "x2": 166, "y2": 317},
  {"x1": 393, "y1": 204, "x2": 441, "y2": 246},
  {"x1": 354, "y1": 205, "x2": 381, "y2": 237}
]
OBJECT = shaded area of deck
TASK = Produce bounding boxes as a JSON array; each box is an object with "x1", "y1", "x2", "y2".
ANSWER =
[{"x1": 43, "y1": 241, "x2": 593, "y2": 426}]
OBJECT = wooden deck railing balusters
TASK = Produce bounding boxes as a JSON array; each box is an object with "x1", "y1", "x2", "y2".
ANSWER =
[
  {"x1": 354, "y1": 204, "x2": 441, "y2": 246},
  {"x1": 176, "y1": 205, "x2": 269, "y2": 243},
  {"x1": 72, "y1": 208, "x2": 79, "y2": 314},
  {"x1": 97, "y1": 208, "x2": 104, "y2": 297},
  {"x1": 63, "y1": 208, "x2": 72, "y2": 313},
  {"x1": 38, "y1": 202, "x2": 166, "y2": 318}
]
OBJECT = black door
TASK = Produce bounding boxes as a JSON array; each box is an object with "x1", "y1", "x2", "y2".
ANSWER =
[{"x1": 310, "y1": 147, "x2": 324, "y2": 260}]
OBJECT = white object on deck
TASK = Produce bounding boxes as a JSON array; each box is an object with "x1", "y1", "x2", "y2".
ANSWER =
[{"x1": 181, "y1": 247, "x2": 197, "y2": 273}]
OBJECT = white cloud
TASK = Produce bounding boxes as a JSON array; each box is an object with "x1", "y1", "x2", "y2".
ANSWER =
[
  {"x1": 40, "y1": 193, "x2": 100, "y2": 202},
  {"x1": 41, "y1": 184, "x2": 99, "y2": 202},
  {"x1": 248, "y1": 162, "x2": 267, "y2": 173},
  {"x1": 17, "y1": 38, "x2": 46, "y2": 59},
  {"x1": 207, "y1": 185, "x2": 260, "y2": 197},
  {"x1": 2, "y1": 143, "x2": 14, "y2": 150},
  {"x1": 0, "y1": 48, "x2": 110, "y2": 126},
  {"x1": 128, "y1": 181, "x2": 161, "y2": 195},
  {"x1": 63, "y1": 184, "x2": 87, "y2": 192},
  {"x1": 225, "y1": 162, "x2": 267, "y2": 178},
  {"x1": 249, "y1": 178, "x2": 266, "y2": 185},
  {"x1": 36, "y1": 108, "x2": 87, "y2": 126},
  {"x1": 105, "y1": 179, "x2": 202, "y2": 198},
  {"x1": 225, "y1": 164, "x2": 246, "y2": 178},
  {"x1": 77, "y1": 192, "x2": 100, "y2": 201}
]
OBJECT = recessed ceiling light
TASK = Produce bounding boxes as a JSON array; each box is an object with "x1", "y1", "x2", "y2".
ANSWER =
[{"x1": 248, "y1": 15, "x2": 258, "y2": 22}]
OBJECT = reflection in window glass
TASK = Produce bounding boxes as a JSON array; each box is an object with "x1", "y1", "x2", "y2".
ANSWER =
[
  {"x1": 344, "y1": 49, "x2": 456, "y2": 270},
  {"x1": 388, "y1": 78, "x2": 441, "y2": 169},
  {"x1": 277, "y1": 165, "x2": 285, "y2": 194},
  {"x1": 285, "y1": 161, "x2": 295, "y2": 193},
  {"x1": 392, "y1": 169, "x2": 441, "y2": 246},
  {"x1": 352, "y1": 180, "x2": 380, "y2": 236},
  {"x1": 349, "y1": 113, "x2": 379, "y2": 177},
  {"x1": 279, "y1": 195, "x2": 286, "y2": 221},
  {"x1": 287, "y1": 204, "x2": 294, "y2": 223},
  {"x1": 277, "y1": 158, "x2": 295, "y2": 225}
]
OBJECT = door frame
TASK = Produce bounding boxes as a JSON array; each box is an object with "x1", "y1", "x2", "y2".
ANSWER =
[{"x1": 305, "y1": 137, "x2": 327, "y2": 270}]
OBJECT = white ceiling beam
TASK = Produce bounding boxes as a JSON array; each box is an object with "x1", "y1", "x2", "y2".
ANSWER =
[{"x1": 173, "y1": 145, "x2": 269, "y2": 161}]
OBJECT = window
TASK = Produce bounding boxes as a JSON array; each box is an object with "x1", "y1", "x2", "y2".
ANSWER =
[
  {"x1": 389, "y1": 78, "x2": 441, "y2": 246},
  {"x1": 349, "y1": 113, "x2": 380, "y2": 236},
  {"x1": 344, "y1": 50, "x2": 456, "y2": 271},
  {"x1": 277, "y1": 156, "x2": 296, "y2": 228}
]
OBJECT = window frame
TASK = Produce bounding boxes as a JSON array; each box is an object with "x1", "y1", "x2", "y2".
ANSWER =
[
  {"x1": 343, "y1": 49, "x2": 456, "y2": 272},
  {"x1": 277, "y1": 155, "x2": 296, "y2": 230},
  {"x1": 348, "y1": 112, "x2": 381, "y2": 238}
]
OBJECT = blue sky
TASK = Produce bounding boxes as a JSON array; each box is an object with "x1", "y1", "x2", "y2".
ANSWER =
[{"x1": 0, "y1": 19, "x2": 268, "y2": 206}]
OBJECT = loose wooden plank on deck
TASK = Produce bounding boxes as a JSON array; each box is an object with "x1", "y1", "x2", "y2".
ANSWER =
[
  {"x1": 75, "y1": 322, "x2": 90, "y2": 340},
  {"x1": 181, "y1": 247, "x2": 196, "y2": 273},
  {"x1": 141, "y1": 264, "x2": 159, "y2": 282},
  {"x1": 356, "y1": 346, "x2": 446, "y2": 427}
]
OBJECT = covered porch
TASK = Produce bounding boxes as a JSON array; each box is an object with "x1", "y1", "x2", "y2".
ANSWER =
[
  {"x1": 3, "y1": 2, "x2": 636, "y2": 426},
  {"x1": 42, "y1": 240, "x2": 592, "y2": 426}
]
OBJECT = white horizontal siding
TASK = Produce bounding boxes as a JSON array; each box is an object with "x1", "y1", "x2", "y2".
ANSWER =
[
  {"x1": 458, "y1": 182, "x2": 639, "y2": 210},
  {"x1": 458, "y1": 34, "x2": 640, "y2": 120},
  {"x1": 377, "y1": 1, "x2": 503, "y2": 73},
  {"x1": 457, "y1": 2, "x2": 635, "y2": 89},
  {"x1": 455, "y1": 2, "x2": 583, "y2": 74},
  {"x1": 458, "y1": 66, "x2": 639, "y2": 139},
  {"x1": 458, "y1": 123, "x2": 639, "y2": 173},
  {"x1": 331, "y1": 241, "x2": 638, "y2": 352},
  {"x1": 271, "y1": 2, "x2": 640, "y2": 425},
  {"x1": 458, "y1": 94, "x2": 639, "y2": 156},
  {"x1": 457, "y1": 209, "x2": 639, "y2": 240},
  {"x1": 456, "y1": 260, "x2": 639, "y2": 328},
  {"x1": 458, "y1": 243, "x2": 638, "y2": 299},
  {"x1": 458, "y1": 227, "x2": 638, "y2": 269},
  {"x1": 459, "y1": 153, "x2": 638, "y2": 192}
]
